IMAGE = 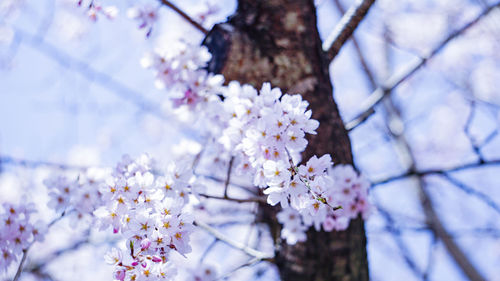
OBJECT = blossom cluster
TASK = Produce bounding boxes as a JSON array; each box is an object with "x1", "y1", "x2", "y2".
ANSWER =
[
  {"x1": 277, "y1": 164, "x2": 371, "y2": 244},
  {"x1": 94, "y1": 155, "x2": 199, "y2": 281},
  {"x1": 0, "y1": 202, "x2": 46, "y2": 271},
  {"x1": 76, "y1": 0, "x2": 118, "y2": 21},
  {"x1": 218, "y1": 81, "x2": 319, "y2": 183},
  {"x1": 216, "y1": 82, "x2": 369, "y2": 243},
  {"x1": 141, "y1": 43, "x2": 224, "y2": 111},
  {"x1": 140, "y1": 40, "x2": 372, "y2": 245},
  {"x1": 44, "y1": 169, "x2": 105, "y2": 224}
]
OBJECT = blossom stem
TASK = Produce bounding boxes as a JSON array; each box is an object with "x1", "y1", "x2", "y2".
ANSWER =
[
  {"x1": 223, "y1": 157, "x2": 234, "y2": 198},
  {"x1": 158, "y1": 0, "x2": 208, "y2": 35},
  {"x1": 12, "y1": 212, "x2": 67, "y2": 281}
]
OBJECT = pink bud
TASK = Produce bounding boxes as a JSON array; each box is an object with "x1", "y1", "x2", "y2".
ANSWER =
[
  {"x1": 114, "y1": 269, "x2": 126, "y2": 281},
  {"x1": 113, "y1": 228, "x2": 119, "y2": 234},
  {"x1": 140, "y1": 238, "x2": 151, "y2": 250},
  {"x1": 131, "y1": 261, "x2": 139, "y2": 267},
  {"x1": 151, "y1": 256, "x2": 162, "y2": 263}
]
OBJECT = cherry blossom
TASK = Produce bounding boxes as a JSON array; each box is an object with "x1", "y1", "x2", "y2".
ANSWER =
[{"x1": 0, "y1": 201, "x2": 46, "y2": 271}]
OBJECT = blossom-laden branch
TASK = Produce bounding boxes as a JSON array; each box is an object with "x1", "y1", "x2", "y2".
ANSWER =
[
  {"x1": 322, "y1": 0, "x2": 376, "y2": 61},
  {"x1": 345, "y1": 1, "x2": 500, "y2": 131},
  {"x1": 158, "y1": 0, "x2": 209, "y2": 35},
  {"x1": 10, "y1": 210, "x2": 66, "y2": 281},
  {"x1": 142, "y1": 41, "x2": 374, "y2": 244}
]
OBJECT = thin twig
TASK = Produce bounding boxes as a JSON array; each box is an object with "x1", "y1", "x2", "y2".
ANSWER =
[
  {"x1": 12, "y1": 249, "x2": 29, "y2": 281},
  {"x1": 322, "y1": 0, "x2": 376, "y2": 61},
  {"x1": 216, "y1": 257, "x2": 262, "y2": 281},
  {"x1": 345, "y1": 1, "x2": 500, "y2": 131},
  {"x1": 374, "y1": 203, "x2": 425, "y2": 277},
  {"x1": 198, "y1": 238, "x2": 218, "y2": 265},
  {"x1": 224, "y1": 157, "x2": 234, "y2": 198},
  {"x1": 158, "y1": 0, "x2": 208, "y2": 35},
  {"x1": 196, "y1": 173, "x2": 258, "y2": 194},
  {"x1": 12, "y1": 212, "x2": 66, "y2": 281},
  {"x1": 194, "y1": 220, "x2": 273, "y2": 260},
  {"x1": 377, "y1": 29, "x2": 487, "y2": 281},
  {"x1": 0, "y1": 156, "x2": 89, "y2": 171},
  {"x1": 464, "y1": 101, "x2": 485, "y2": 161},
  {"x1": 372, "y1": 158, "x2": 500, "y2": 186},
  {"x1": 441, "y1": 173, "x2": 500, "y2": 215},
  {"x1": 199, "y1": 193, "x2": 266, "y2": 204},
  {"x1": 11, "y1": 27, "x2": 168, "y2": 120},
  {"x1": 420, "y1": 183, "x2": 486, "y2": 281}
]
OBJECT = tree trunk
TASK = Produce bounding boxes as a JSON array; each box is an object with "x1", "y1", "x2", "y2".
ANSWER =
[{"x1": 203, "y1": 1, "x2": 369, "y2": 280}]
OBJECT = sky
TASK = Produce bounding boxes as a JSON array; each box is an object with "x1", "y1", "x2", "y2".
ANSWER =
[{"x1": 1, "y1": 0, "x2": 500, "y2": 280}]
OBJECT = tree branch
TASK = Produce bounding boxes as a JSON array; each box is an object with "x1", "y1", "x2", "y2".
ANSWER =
[
  {"x1": 345, "y1": 1, "x2": 500, "y2": 131},
  {"x1": 0, "y1": 155, "x2": 89, "y2": 171},
  {"x1": 13, "y1": 212, "x2": 67, "y2": 281},
  {"x1": 420, "y1": 183, "x2": 486, "y2": 281},
  {"x1": 441, "y1": 173, "x2": 500, "y2": 215},
  {"x1": 223, "y1": 157, "x2": 234, "y2": 198},
  {"x1": 158, "y1": 0, "x2": 208, "y2": 35},
  {"x1": 374, "y1": 28, "x2": 487, "y2": 280},
  {"x1": 196, "y1": 173, "x2": 258, "y2": 194},
  {"x1": 322, "y1": 0, "x2": 376, "y2": 61},
  {"x1": 372, "y1": 158, "x2": 500, "y2": 186},
  {"x1": 199, "y1": 193, "x2": 266, "y2": 204},
  {"x1": 194, "y1": 220, "x2": 273, "y2": 260}
]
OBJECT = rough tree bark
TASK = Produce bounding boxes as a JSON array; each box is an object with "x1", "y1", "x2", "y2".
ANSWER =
[{"x1": 203, "y1": 1, "x2": 369, "y2": 280}]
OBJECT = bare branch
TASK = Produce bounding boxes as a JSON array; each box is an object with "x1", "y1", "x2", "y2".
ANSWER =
[
  {"x1": 331, "y1": 0, "x2": 377, "y2": 91},
  {"x1": 12, "y1": 27, "x2": 166, "y2": 118},
  {"x1": 216, "y1": 257, "x2": 263, "y2": 280},
  {"x1": 12, "y1": 249, "x2": 29, "y2": 281},
  {"x1": 441, "y1": 173, "x2": 500, "y2": 215},
  {"x1": 374, "y1": 204, "x2": 425, "y2": 277},
  {"x1": 198, "y1": 238, "x2": 218, "y2": 265},
  {"x1": 158, "y1": 0, "x2": 208, "y2": 35},
  {"x1": 420, "y1": 183, "x2": 487, "y2": 281},
  {"x1": 13, "y1": 212, "x2": 67, "y2": 281},
  {"x1": 199, "y1": 193, "x2": 266, "y2": 204},
  {"x1": 376, "y1": 29, "x2": 487, "y2": 280},
  {"x1": 345, "y1": 1, "x2": 500, "y2": 131},
  {"x1": 223, "y1": 157, "x2": 234, "y2": 198},
  {"x1": 9, "y1": 27, "x2": 200, "y2": 139},
  {"x1": 196, "y1": 173, "x2": 258, "y2": 194},
  {"x1": 423, "y1": 236, "x2": 438, "y2": 281},
  {"x1": 322, "y1": 0, "x2": 376, "y2": 61},
  {"x1": 194, "y1": 220, "x2": 273, "y2": 260},
  {"x1": 463, "y1": 101, "x2": 485, "y2": 161},
  {"x1": 0, "y1": 155, "x2": 89, "y2": 171},
  {"x1": 372, "y1": 158, "x2": 500, "y2": 186}
]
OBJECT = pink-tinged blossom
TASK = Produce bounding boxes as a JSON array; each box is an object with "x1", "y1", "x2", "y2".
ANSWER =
[
  {"x1": 0, "y1": 201, "x2": 47, "y2": 272},
  {"x1": 77, "y1": 1, "x2": 118, "y2": 21},
  {"x1": 89, "y1": 154, "x2": 198, "y2": 280},
  {"x1": 264, "y1": 186, "x2": 289, "y2": 208},
  {"x1": 263, "y1": 160, "x2": 291, "y2": 186},
  {"x1": 127, "y1": 5, "x2": 158, "y2": 37},
  {"x1": 139, "y1": 40, "x2": 372, "y2": 246},
  {"x1": 104, "y1": 248, "x2": 122, "y2": 265},
  {"x1": 298, "y1": 154, "x2": 333, "y2": 179}
]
